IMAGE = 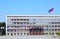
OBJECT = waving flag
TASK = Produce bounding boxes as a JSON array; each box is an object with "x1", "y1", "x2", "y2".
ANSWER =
[{"x1": 48, "y1": 8, "x2": 54, "y2": 13}]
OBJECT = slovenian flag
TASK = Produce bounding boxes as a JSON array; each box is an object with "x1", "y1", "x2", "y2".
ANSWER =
[{"x1": 48, "y1": 8, "x2": 54, "y2": 13}]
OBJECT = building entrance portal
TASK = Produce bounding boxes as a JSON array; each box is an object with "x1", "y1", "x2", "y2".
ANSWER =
[{"x1": 29, "y1": 26, "x2": 43, "y2": 35}]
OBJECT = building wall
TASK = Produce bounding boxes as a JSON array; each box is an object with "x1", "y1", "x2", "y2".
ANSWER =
[{"x1": 6, "y1": 15, "x2": 60, "y2": 36}]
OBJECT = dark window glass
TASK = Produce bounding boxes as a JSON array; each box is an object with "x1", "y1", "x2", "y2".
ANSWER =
[
  {"x1": 21, "y1": 33, "x2": 22, "y2": 35},
  {"x1": 17, "y1": 19, "x2": 19, "y2": 21},
  {"x1": 29, "y1": 29, "x2": 33, "y2": 32},
  {"x1": 17, "y1": 33, "x2": 19, "y2": 35},
  {"x1": 17, "y1": 22, "x2": 19, "y2": 24},
  {"x1": 11, "y1": 19, "x2": 13, "y2": 21},
  {"x1": 14, "y1": 33, "x2": 16, "y2": 35},
  {"x1": 7, "y1": 30, "x2": 9, "y2": 32},
  {"x1": 58, "y1": 25, "x2": 60, "y2": 27},
  {"x1": 58, "y1": 22, "x2": 60, "y2": 24},
  {"x1": 7, "y1": 33, "x2": 9, "y2": 35},
  {"x1": 14, "y1": 22, "x2": 16, "y2": 24},
  {"x1": 14, "y1": 19, "x2": 16, "y2": 21}
]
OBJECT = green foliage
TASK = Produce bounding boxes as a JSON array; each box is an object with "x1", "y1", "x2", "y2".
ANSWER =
[
  {"x1": 56, "y1": 32, "x2": 60, "y2": 35},
  {"x1": 0, "y1": 22, "x2": 6, "y2": 26},
  {"x1": 0, "y1": 22, "x2": 6, "y2": 35}
]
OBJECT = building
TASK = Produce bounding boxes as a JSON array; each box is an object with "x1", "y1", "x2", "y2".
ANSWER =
[{"x1": 6, "y1": 15, "x2": 60, "y2": 36}]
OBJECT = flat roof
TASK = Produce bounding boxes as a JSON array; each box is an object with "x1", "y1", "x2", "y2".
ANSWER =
[{"x1": 6, "y1": 15, "x2": 60, "y2": 16}]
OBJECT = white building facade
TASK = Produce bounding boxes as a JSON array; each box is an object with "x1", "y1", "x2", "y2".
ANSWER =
[{"x1": 6, "y1": 15, "x2": 60, "y2": 36}]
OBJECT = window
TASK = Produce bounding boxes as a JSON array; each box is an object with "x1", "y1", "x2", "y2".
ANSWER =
[
  {"x1": 14, "y1": 33, "x2": 16, "y2": 35},
  {"x1": 20, "y1": 23, "x2": 23, "y2": 24},
  {"x1": 7, "y1": 33, "x2": 9, "y2": 35},
  {"x1": 14, "y1": 29, "x2": 16, "y2": 32},
  {"x1": 7, "y1": 26, "x2": 9, "y2": 28},
  {"x1": 11, "y1": 19, "x2": 13, "y2": 21},
  {"x1": 27, "y1": 22, "x2": 29, "y2": 24},
  {"x1": 27, "y1": 33, "x2": 29, "y2": 35},
  {"x1": 20, "y1": 19, "x2": 22, "y2": 21},
  {"x1": 14, "y1": 19, "x2": 16, "y2": 21},
  {"x1": 58, "y1": 25, "x2": 60, "y2": 27},
  {"x1": 49, "y1": 29, "x2": 51, "y2": 31},
  {"x1": 17, "y1": 22, "x2": 19, "y2": 24},
  {"x1": 51, "y1": 22, "x2": 54, "y2": 24},
  {"x1": 58, "y1": 29, "x2": 60, "y2": 31},
  {"x1": 23, "y1": 19, "x2": 26, "y2": 21},
  {"x1": 55, "y1": 29, "x2": 57, "y2": 31},
  {"x1": 21, "y1": 33, "x2": 22, "y2": 35},
  {"x1": 52, "y1": 29, "x2": 54, "y2": 31},
  {"x1": 27, "y1": 19, "x2": 29, "y2": 21},
  {"x1": 17, "y1": 33, "x2": 19, "y2": 35},
  {"x1": 16, "y1": 26, "x2": 19, "y2": 28},
  {"x1": 49, "y1": 33, "x2": 51, "y2": 35},
  {"x1": 11, "y1": 33, "x2": 13, "y2": 36},
  {"x1": 52, "y1": 26, "x2": 54, "y2": 27},
  {"x1": 29, "y1": 29, "x2": 33, "y2": 32},
  {"x1": 14, "y1": 22, "x2": 16, "y2": 24},
  {"x1": 7, "y1": 30, "x2": 9, "y2": 32},
  {"x1": 52, "y1": 33, "x2": 54, "y2": 35},
  {"x1": 27, "y1": 29, "x2": 29, "y2": 31},
  {"x1": 58, "y1": 22, "x2": 60, "y2": 24},
  {"x1": 24, "y1": 33, "x2": 26, "y2": 35},
  {"x1": 11, "y1": 29, "x2": 13, "y2": 31},
  {"x1": 55, "y1": 22, "x2": 57, "y2": 24},
  {"x1": 17, "y1": 19, "x2": 19, "y2": 21},
  {"x1": 55, "y1": 25, "x2": 57, "y2": 27}
]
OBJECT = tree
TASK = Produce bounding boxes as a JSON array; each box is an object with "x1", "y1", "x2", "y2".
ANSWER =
[
  {"x1": 0, "y1": 22, "x2": 6, "y2": 26},
  {"x1": 0, "y1": 22, "x2": 6, "y2": 35},
  {"x1": 56, "y1": 32, "x2": 60, "y2": 35}
]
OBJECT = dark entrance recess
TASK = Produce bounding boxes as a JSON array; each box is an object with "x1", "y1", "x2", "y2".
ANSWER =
[{"x1": 29, "y1": 26, "x2": 43, "y2": 35}]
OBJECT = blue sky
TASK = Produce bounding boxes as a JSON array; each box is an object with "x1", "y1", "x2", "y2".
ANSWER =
[{"x1": 0, "y1": 0, "x2": 60, "y2": 22}]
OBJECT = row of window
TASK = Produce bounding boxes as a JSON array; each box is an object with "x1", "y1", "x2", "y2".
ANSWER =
[
  {"x1": 13, "y1": 22, "x2": 29, "y2": 24},
  {"x1": 44, "y1": 25, "x2": 60, "y2": 27},
  {"x1": 7, "y1": 33, "x2": 29, "y2": 36},
  {"x1": 7, "y1": 29, "x2": 29, "y2": 32},
  {"x1": 7, "y1": 29, "x2": 60, "y2": 32},
  {"x1": 43, "y1": 33, "x2": 54, "y2": 35},
  {"x1": 11, "y1": 19, "x2": 29, "y2": 21},
  {"x1": 44, "y1": 29, "x2": 60, "y2": 31},
  {"x1": 51, "y1": 22, "x2": 60, "y2": 24},
  {"x1": 7, "y1": 32, "x2": 58, "y2": 35}
]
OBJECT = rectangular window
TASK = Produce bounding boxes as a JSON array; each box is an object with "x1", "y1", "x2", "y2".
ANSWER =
[
  {"x1": 14, "y1": 33, "x2": 16, "y2": 35},
  {"x1": 27, "y1": 33, "x2": 29, "y2": 35},
  {"x1": 24, "y1": 33, "x2": 26, "y2": 35},
  {"x1": 58, "y1": 25, "x2": 60, "y2": 27},
  {"x1": 14, "y1": 19, "x2": 16, "y2": 21},
  {"x1": 14, "y1": 29, "x2": 16, "y2": 32},
  {"x1": 14, "y1": 22, "x2": 16, "y2": 24},
  {"x1": 55, "y1": 29, "x2": 57, "y2": 31},
  {"x1": 58, "y1": 22, "x2": 60, "y2": 24},
  {"x1": 27, "y1": 19, "x2": 29, "y2": 21},
  {"x1": 52, "y1": 29, "x2": 54, "y2": 31},
  {"x1": 7, "y1": 30, "x2": 9, "y2": 32},
  {"x1": 11, "y1": 29, "x2": 13, "y2": 31},
  {"x1": 55, "y1": 25, "x2": 57, "y2": 27},
  {"x1": 17, "y1": 33, "x2": 19, "y2": 35},
  {"x1": 21, "y1": 33, "x2": 22, "y2": 35},
  {"x1": 11, "y1": 19, "x2": 13, "y2": 21},
  {"x1": 17, "y1": 19, "x2": 19, "y2": 21},
  {"x1": 17, "y1": 22, "x2": 19, "y2": 24},
  {"x1": 7, "y1": 33, "x2": 9, "y2": 35},
  {"x1": 11, "y1": 33, "x2": 13, "y2": 36},
  {"x1": 58, "y1": 29, "x2": 60, "y2": 31}
]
